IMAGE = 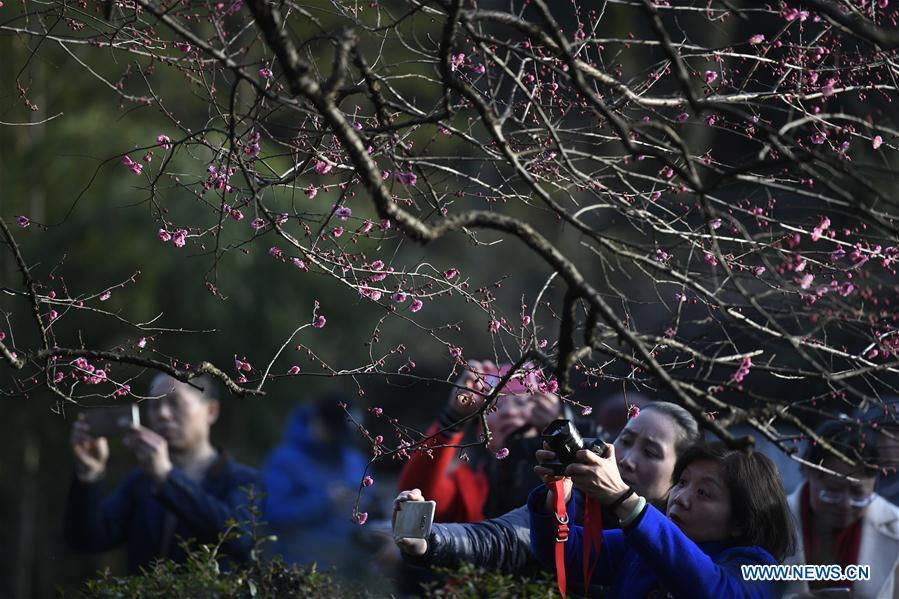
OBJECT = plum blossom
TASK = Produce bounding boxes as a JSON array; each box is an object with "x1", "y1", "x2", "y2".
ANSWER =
[
  {"x1": 99, "y1": 291, "x2": 111, "y2": 301},
  {"x1": 305, "y1": 184, "x2": 318, "y2": 199},
  {"x1": 121, "y1": 155, "x2": 143, "y2": 175},
  {"x1": 331, "y1": 226, "x2": 344, "y2": 238},
  {"x1": 354, "y1": 511, "x2": 368, "y2": 525},
  {"x1": 379, "y1": 219, "x2": 392, "y2": 231},
  {"x1": 334, "y1": 206, "x2": 352, "y2": 220},
  {"x1": 287, "y1": 365, "x2": 301, "y2": 375},
  {"x1": 269, "y1": 246, "x2": 283, "y2": 257},
  {"x1": 704, "y1": 70, "x2": 718, "y2": 84},
  {"x1": 235, "y1": 357, "x2": 252, "y2": 372},
  {"x1": 703, "y1": 252, "x2": 718, "y2": 267},
  {"x1": 495, "y1": 448, "x2": 510, "y2": 460},
  {"x1": 581, "y1": 406, "x2": 593, "y2": 416},
  {"x1": 313, "y1": 315, "x2": 327, "y2": 328},
  {"x1": 731, "y1": 356, "x2": 752, "y2": 383},
  {"x1": 230, "y1": 209, "x2": 245, "y2": 221},
  {"x1": 172, "y1": 229, "x2": 187, "y2": 248},
  {"x1": 156, "y1": 134, "x2": 172, "y2": 149},
  {"x1": 444, "y1": 268, "x2": 459, "y2": 280},
  {"x1": 749, "y1": 34, "x2": 765, "y2": 44},
  {"x1": 409, "y1": 298, "x2": 423, "y2": 312},
  {"x1": 16, "y1": 216, "x2": 30, "y2": 228},
  {"x1": 259, "y1": 67, "x2": 273, "y2": 78},
  {"x1": 362, "y1": 475, "x2": 374, "y2": 487},
  {"x1": 137, "y1": 337, "x2": 147, "y2": 349},
  {"x1": 314, "y1": 159, "x2": 333, "y2": 175},
  {"x1": 251, "y1": 218, "x2": 266, "y2": 230},
  {"x1": 395, "y1": 171, "x2": 417, "y2": 186},
  {"x1": 391, "y1": 292, "x2": 408, "y2": 303},
  {"x1": 873, "y1": 135, "x2": 884, "y2": 150},
  {"x1": 811, "y1": 216, "x2": 831, "y2": 241},
  {"x1": 450, "y1": 53, "x2": 465, "y2": 71},
  {"x1": 627, "y1": 405, "x2": 640, "y2": 420},
  {"x1": 799, "y1": 273, "x2": 815, "y2": 290}
]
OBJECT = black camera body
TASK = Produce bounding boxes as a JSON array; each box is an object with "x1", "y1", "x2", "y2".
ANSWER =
[{"x1": 541, "y1": 419, "x2": 607, "y2": 475}]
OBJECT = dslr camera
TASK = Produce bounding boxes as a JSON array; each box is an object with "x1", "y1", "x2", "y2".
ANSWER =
[{"x1": 541, "y1": 419, "x2": 607, "y2": 475}]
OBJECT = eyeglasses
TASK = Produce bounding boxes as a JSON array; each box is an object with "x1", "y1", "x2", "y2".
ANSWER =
[{"x1": 817, "y1": 488, "x2": 875, "y2": 508}]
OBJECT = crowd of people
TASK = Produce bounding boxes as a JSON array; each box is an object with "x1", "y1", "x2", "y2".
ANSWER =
[{"x1": 63, "y1": 366, "x2": 899, "y2": 598}]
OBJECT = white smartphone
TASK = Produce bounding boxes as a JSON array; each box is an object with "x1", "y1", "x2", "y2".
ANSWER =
[{"x1": 393, "y1": 500, "x2": 436, "y2": 539}]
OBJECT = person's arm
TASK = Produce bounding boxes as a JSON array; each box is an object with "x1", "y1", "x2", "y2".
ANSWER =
[
  {"x1": 154, "y1": 467, "x2": 259, "y2": 561},
  {"x1": 624, "y1": 505, "x2": 775, "y2": 599},
  {"x1": 406, "y1": 505, "x2": 534, "y2": 573},
  {"x1": 397, "y1": 421, "x2": 467, "y2": 521},
  {"x1": 527, "y1": 484, "x2": 625, "y2": 587},
  {"x1": 64, "y1": 473, "x2": 136, "y2": 553}
]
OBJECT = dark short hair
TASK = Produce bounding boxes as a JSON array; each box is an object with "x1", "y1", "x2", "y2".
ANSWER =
[
  {"x1": 672, "y1": 443, "x2": 796, "y2": 561},
  {"x1": 803, "y1": 419, "x2": 879, "y2": 475},
  {"x1": 640, "y1": 401, "x2": 702, "y2": 456},
  {"x1": 150, "y1": 373, "x2": 220, "y2": 402}
]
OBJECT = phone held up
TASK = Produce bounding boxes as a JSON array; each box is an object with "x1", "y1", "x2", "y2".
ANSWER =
[
  {"x1": 82, "y1": 404, "x2": 140, "y2": 438},
  {"x1": 393, "y1": 500, "x2": 436, "y2": 540}
]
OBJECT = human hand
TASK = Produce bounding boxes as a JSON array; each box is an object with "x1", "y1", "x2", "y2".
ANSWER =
[
  {"x1": 444, "y1": 360, "x2": 500, "y2": 423},
  {"x1": 528, "y1": 392, "x2": 561, "y2": 432},
  {"x1": 565, "y1": 445, "x2": 630, "y2": 504},
  {"x1": 123, "y1": 425, "x2": 172, "y2": 486},
  {"x1": 392, "y1": 488, "x2": 429, "y2": 556},
  {"x1": 534, "y1": 444, "x2": 572, "y2": 511},
  {"x1": 71, "y1": 417, "x2": 109, "y2": 483}
]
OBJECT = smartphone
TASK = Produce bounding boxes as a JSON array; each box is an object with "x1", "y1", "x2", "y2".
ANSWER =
[
  {"x1": 393, "y1": 500, "x2": 436, "y2": 539},
  {"x1": 82, "y1": 405, "x2": 140, "y2": 438}
]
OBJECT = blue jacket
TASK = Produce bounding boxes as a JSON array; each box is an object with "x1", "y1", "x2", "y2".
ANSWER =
[
  {"x1": 262, "y1": 405, "x2": 367, "y2": 563},
  {"x1": 65, "y1": 454, "x2": 261, "y2": 573},
  {"x1": 528, "y1": 486, "x2": 777, "y2": 599}
]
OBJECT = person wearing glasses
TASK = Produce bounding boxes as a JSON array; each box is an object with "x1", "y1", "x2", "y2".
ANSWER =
[{"x1": 782, "y1": 419, "x2": 899, "y2": 599}]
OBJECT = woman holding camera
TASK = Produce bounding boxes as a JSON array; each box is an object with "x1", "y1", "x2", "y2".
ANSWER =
[
  {"x1": 394, "y1": 402, "x2": 702, "y2": 579},
  {"x1": 529, "y1": 442, "x2": 795, "y2": 599}
]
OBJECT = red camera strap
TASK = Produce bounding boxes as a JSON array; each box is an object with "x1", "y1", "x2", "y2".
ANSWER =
[
  {"x1": 550, "y1": 481, "x2": 603, "y2": 598},
  {"x1": 550, "y1": 479, "x2": 569, "y2": 598}
]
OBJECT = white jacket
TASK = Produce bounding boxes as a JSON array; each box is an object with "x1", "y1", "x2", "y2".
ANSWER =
[{"x1": 782, "y1": 486, "x2": 899, "y2": 599}]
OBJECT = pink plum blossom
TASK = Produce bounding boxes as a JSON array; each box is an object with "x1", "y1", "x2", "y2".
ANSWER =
[
  {"x1": 313, "y1": 315, "x2": 327, "y2": 328},
  {"x1": 314, "y1": 160, "x2": 333, "y2": 175}
]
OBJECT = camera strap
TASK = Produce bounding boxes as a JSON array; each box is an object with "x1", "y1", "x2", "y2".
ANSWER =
[
  {"x1": 582, "y1": 496, "x2": 603, "y2": 593},
  {"x1": 550, "y1": 479, "x2": 569, "y2": 598},
  {"x1": 549, "y1": 482, "x2": 604, "y2": 598}
]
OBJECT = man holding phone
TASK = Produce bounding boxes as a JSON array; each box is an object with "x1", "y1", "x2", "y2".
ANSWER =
[{"x1": 65, "y1": 373, "x2": 260, "y2": 572}]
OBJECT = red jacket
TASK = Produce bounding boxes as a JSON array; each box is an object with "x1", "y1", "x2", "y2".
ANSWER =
[{"x1": 397, "y1": 422, "x2": 489, "y2": 522}]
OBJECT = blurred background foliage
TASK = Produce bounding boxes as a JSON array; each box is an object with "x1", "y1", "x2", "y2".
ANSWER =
[{"x1": 0, "y1": 8, "x2": 579, "y2": 595}]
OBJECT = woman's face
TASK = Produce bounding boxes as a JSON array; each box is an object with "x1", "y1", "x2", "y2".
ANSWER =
[
  {"x1": 613, "y1": 409, "x2": 680, "y2": 501},
  {"x1": 666, "y1": 459, "x2": 737, "y2": 544},
  {"x1": 805, "y1": 458, "x2": 876, "y2": 528}
]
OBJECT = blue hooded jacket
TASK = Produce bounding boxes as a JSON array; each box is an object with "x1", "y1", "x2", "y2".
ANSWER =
[
  {"x1": 262, "y1": 405, "x2": 367, "y2": 563},
  {"x1": 528, "y1": 486, "x2": 777, "y2": 599}
]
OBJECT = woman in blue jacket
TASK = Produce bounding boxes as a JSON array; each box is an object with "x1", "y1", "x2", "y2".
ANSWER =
[{"x1": 529, "y1": 442, "x2": 795, "y2": 599}]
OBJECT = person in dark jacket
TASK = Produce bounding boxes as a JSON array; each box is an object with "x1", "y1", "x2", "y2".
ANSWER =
[
  {"x1": 262, "y1": 396, "x2": 368, "y2": 569},
  {"x1": 394, "y1": 402, "x2": 701, "y2": 584},
  {"x1": 530, "y1": 442, "x2": 795, "y2": 599},
  {"x1": 65, "y1": 373, "x2": 260, "y2": 573}
]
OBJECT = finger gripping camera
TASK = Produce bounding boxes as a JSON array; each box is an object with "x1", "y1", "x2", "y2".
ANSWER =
[{"x1": 541, "y1": 419, "x2": 607, "y2": 475}]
